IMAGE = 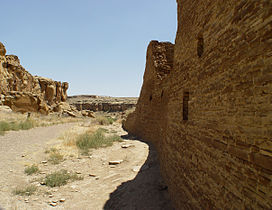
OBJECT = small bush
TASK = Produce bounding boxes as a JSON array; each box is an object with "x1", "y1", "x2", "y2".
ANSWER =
[
  {"x1": 0, "y1": 121, "x2": 10, "y2": 131},
  {"x1": 0, "y1": 119, "x2": 35, "y2": 135},
  {"x1": 97, "y1": 128, "x2": 109, "y2": 133},
  {"x1": 24, "y1": 165, "x2": 39, "y2": 175},
  {"x1": 13, "y1": 185, "x2": 37, "y2": 196},
  {"x1": 108, "y1": 135, "x2": 123, "y2": 142},
  {"x1": 96, "y1": 116, "x2": 116, "y2": 125},
  {"x1": 76, "y1": 129, "x2": 123, "y2": 153},
  {"x1": 48, "y1": 150, "x2": 63, "y2": 165},
  {"x1": 106, "y1": 116, "x2": 115, "y2": 124},
  {"x1": 110, "y1": 130, "x2": 118, "y2": 134},
  {"x1": 19, "y1": 119, "x2": 35, "y2": 130},
  {"x1": 45, "y1": 147, "x2": 57, "y2": 154},
  {"x1": 97, "y1": 117, "x2": 109, "y2": 125},
  {"x1": 44, "y1": 170, "x2": 83, "y2": 187}
]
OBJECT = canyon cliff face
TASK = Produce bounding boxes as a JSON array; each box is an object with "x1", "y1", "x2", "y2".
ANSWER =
[
  {"x1": 67, "y1": 95, "x2": 137, "y2": 112},
  {"x1": 124, "y1": 0, "x2": 272, "y2": 209},
  {"x1": 0, "y1": 42, "x2": 69, "y2": 114}
]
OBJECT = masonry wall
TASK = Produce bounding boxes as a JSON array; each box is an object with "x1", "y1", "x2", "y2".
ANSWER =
[{"x1": 124, "y1": 0, "x2": 272, "y2": 209}]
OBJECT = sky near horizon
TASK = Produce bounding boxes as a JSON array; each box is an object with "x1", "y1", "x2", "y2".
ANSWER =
[{"x1": 1, "y1": 0, "x2": 177, "y2": 97}]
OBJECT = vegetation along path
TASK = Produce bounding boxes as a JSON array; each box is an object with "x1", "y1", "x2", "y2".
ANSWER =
[{"x1": 0, "y1": 121, "x2": 173, "y2": 210}]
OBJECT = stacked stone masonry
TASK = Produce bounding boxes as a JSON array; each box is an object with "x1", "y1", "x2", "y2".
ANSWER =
[{"x1": 124, "y1": 0, "x2": 272, "y2": 209}]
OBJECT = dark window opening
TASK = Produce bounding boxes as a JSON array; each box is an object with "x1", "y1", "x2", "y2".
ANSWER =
[
  {"x1": 183, "y1": 92, "x2": 189, "y2": 121},
  {"x1": 149, "y1": 95, "x2": 152, "y2": 101},
  {"x1": 161, "y1": 90, "x2": 164, "y2": 98},
  {"x1": 197, "y1": 37, "x2": 204, "y2": 58}
]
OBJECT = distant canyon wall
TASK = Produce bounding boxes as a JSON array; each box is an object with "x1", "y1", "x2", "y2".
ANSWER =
[
  {"x1": 0, "y1": 42, "x2": 69, "y2": 114},
  {"x1": 67, "y1": 95, "x2": 137, "y2": 112},
  {"x1": 124, "y1": 0, "x2": 272, "y2": 209}
]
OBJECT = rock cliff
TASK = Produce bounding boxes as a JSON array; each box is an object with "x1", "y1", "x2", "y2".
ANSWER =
[
  {"x1": 67, "y1": 95, "x2": 137, "y2": 112},
  {"x1": 124, "y1": 0, "x2": 272, "y2": 209},
  {"x1": 0, "y1": 42, "x2": 69, "y2": 114}
]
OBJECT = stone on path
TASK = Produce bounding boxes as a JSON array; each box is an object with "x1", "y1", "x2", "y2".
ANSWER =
[
  {"x1": 49, "y1": 202, "x2": 57, "y2": 207},
  {"x1": 132, "y1": 166, "x2": 141, "y2": 172},
  {"x1": 121, "y1": 144, "x2": 134, "y2": 148},
  {"x1": 109, "y1": 160, "x2": 123, "y2": 165},
  {"x1": 59, "y1": 198, "x2": 66, "y2": 202}
]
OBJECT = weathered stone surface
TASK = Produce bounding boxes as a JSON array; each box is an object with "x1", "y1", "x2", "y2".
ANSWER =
[
  {"x1": 0, "y1": 42, "x2": 69, "y2": 114},
  {"x1": 109, "y1": 160, "x2": 123, "y2": 165},
  {"x1": 63, "y1": 110, "x2": 77, "y2": 118},
  {"x1": 124, "y1": 1, "x2": 272, "y2": 209},
  {"x1": 81, "y1": 110, "x2": 95, "y2": 118},
  {"x1": 68, "y1": 95, "x2": 137, "y2": 112},
  {"x1": 0, "y1": 105, "x2": 12, "y2": 113},
  {"x1": 0, "y1": 42, "x2": 6, "y2": 56}
]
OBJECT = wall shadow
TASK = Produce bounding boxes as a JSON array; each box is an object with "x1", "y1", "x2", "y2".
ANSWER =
[{"x1": 103, "y1": 135, "x2": 174, "y2": 210}]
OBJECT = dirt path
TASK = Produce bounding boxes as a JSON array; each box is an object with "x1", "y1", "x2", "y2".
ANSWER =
[
  {"x1": 0, "y1": 123, "x2": 76, "y2": 209},
  {"x1": 0, "y1": 122, "x2": 173, "y2": 210}
]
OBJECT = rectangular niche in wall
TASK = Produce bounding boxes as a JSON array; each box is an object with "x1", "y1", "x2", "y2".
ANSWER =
[{"x1": 183, "y1": 92, "x2": 189, "y2": 121}]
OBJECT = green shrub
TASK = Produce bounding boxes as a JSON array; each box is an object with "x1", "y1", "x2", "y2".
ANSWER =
[
  {"x1": 76, "y1": 129, "x2": 123, "y2": 153},
  {"x1": 13, "y1": 185, "x2": 37, "y2": 196},
  {"x1": 108, "y1": 135, "x2": 123, "y2": 142},
  {"x1": 0, "y1": 121, "x2": 10, "y2": 131},
  {"x1": 106, "y1": 116, "x2": 115, "y2": 124},
  {"x1": 44, "y1": 170, "x2": 83, "y2": 187},
  {"x1": 0, "y1": 119, "x2": 35, "y2": 135},
  {"x1": 48, "y1": 150, "x2": 63, "y2": 165},
  {"x1": 19, "y1": 119, "x2": 35, "y2": 130},
  {"x1": 45, "y1": 147, "x2": 57, "y2": 154},
  {"x1": 97, "y1": 116, "x2": 116, "y2": 125},
  {"x1": 97, "y1": 128, "x2": 109, "y2": 133},
  {"x1": 24, "y1": 165, "x2": 39, "y2": 175},
  {"x1": 97, "y1": 117, "x2": 109, "y2": 125}
]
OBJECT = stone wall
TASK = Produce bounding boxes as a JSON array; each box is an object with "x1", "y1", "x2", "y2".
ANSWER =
[
  {"x1": 0, "y1": 42, "x2": 69, "y2": 114},
  {"x1": 124, "y1": 0, "x2": 272, "y2": 209}
]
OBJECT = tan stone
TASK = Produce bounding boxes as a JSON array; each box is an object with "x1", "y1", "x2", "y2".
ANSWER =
[
  {"x1": 124, "y1": 1, "x2": 272, "y2": 209},
  {"x1": 67, "y1": 95, "x2": 137, "y2": 112},
  {"x1": 0, "y1": 43, "x2": 69, "y2": 114},
  {"x1": 3, "y1": 93, "x2": 39, "y2": 113},
  {"x1": 87, "y1": 111, "x2": 95, "y2": 118},
  {"x1": 45, "y1": 84, "x2": 55, "y2": 105},
  {"x1": 0, "y1": 42, "x2": 6, "y2": 56},
  {"x1": 64, "y1": 110, "x2": 77, "y2": 118}
]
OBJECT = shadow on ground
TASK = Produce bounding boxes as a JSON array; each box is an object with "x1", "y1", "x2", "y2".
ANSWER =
[{"x1": 103, "y1": 135, "x2": 174, "y2": 210}]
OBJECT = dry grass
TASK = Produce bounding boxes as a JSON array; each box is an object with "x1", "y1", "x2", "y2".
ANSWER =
[
  {"x1": 0, "y1": 111, "x2": 83, "y2": 136},
  {"x1": 60, "y1": 126, "x2": 95, "y2": 147},
  {"x1": 96, "y1": 116, "x2": 115, "y2": 125},
  {"x1": 44, "y1": 170, "x2": 83, "y2": 187},
  {"x1": 13, "y1": 185, "x2": 37, "y2": 196},
  {"x1": 0, "y1": 119, "x2": 35, "y2": 135},
  {"x1": 47, "y1": 149, "x2": 64, "y2": 165},
  {"x1": 76, "y1": 128, "x2": 123, "y2": 154},
  {"x1": 24, "y1": 165, "x2": 39, "y2": 175}
]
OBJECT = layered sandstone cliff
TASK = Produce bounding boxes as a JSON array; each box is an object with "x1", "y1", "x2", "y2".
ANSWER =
[
  {"x1": 67, "y1": 95, "x2": 137, "y2": 112},
  {"x1": 0, "y1": 42, "x2": 69, "y2": 114},
  {"x1": 124, "y1": 0, "x2": 272, "y2": 209}
]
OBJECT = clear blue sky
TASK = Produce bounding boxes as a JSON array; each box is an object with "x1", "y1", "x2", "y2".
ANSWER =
[{"x1": 1, "y1": 0, "x2": 177, "y2": 97}]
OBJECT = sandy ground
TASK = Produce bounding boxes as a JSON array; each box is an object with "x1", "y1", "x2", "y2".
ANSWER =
[{"x1": 0, "y1": 121, "x2": 173, "y2": 210}]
